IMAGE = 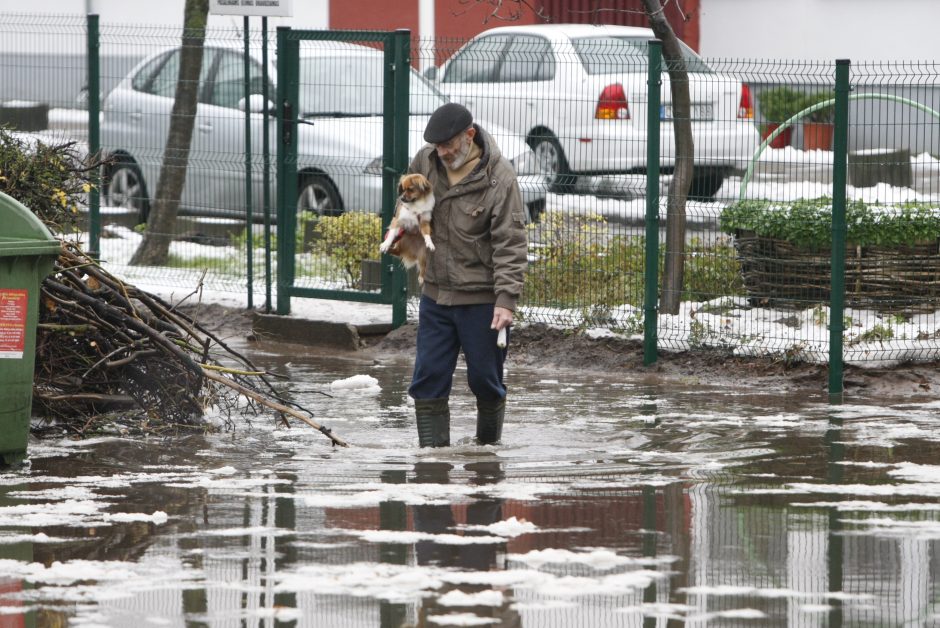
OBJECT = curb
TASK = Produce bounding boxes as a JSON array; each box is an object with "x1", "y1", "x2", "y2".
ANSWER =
[{"x1": 251, "y1": 313, "x2": 392, "y2": 350}]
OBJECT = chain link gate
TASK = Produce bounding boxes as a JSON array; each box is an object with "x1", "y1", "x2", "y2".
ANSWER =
[{"x1": 275, "y1": 28, "x2": 411, "y2": 327}]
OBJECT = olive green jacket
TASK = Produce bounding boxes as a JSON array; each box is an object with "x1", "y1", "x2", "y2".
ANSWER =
[{"x1": 408, "y1": 125, "x2": 528, "y2": 311}]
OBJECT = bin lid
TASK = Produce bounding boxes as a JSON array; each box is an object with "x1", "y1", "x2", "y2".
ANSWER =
[{"x1": 0, "y1": 191, "x2": 62, "y2": 258}]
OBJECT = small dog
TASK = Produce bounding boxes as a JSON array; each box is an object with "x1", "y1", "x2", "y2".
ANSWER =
[{"x1": 379, "y1": 173, "x2": 435, "y2": 283}]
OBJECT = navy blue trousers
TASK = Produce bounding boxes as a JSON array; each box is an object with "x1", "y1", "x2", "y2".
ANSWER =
[{"x1": 409, "y1": 295, "x2": 508, "y2": 401}]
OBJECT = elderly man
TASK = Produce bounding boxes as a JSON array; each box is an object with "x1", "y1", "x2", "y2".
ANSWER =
[{"x1": 407, "y1": 103, "x2": 528, "y2": 447}]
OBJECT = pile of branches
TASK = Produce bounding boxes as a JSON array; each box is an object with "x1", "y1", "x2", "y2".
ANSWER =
[{"x1": 34, "y1": 241, "x2": 347, "y2": 446}]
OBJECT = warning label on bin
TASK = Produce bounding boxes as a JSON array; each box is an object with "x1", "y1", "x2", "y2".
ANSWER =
[{"x1": 0, "y1": 289, "x2": 28, "y2": 359}]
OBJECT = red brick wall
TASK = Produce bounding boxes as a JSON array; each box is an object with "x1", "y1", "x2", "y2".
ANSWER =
[{"x1": 329, "y1": 0, "x2": 700, "y2": 54}]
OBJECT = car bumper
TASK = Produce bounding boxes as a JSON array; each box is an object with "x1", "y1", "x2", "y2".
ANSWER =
[{"x1": 560, "y1": 121, "x2": 760, "y2": 173}]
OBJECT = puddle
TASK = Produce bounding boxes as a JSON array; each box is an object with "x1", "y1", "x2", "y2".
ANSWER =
[{"x1": 3, "y1": 349, "x2": 940, "y2": 625}]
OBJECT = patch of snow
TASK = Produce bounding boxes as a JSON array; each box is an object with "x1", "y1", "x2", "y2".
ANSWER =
[
  {"x1": 427, "y1": 613, "x2": 499, "y2": 626},
  {"x1": 330, "y1": 374, "x2": 381, "y2": 394},
  {"x1": 460, "y1": 516, "x2": 537, "y2": 537}
]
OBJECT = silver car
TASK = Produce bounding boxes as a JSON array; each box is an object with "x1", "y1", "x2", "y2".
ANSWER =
[{"x1": 101, "y1": 41, "x2": 546, "y2": 223}]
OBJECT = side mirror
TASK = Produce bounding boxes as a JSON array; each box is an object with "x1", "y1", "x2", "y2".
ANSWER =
[{"x1": 423, "y1": 66, "x2": 438, "y2": 82}]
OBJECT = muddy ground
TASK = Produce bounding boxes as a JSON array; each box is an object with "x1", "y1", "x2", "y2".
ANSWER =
[
  {"x1": 371, "y1": 321, "x2": 940, "y2": 403},
  {"x1": 190, "y1": 303, "x2": 940, "y2": 404}
]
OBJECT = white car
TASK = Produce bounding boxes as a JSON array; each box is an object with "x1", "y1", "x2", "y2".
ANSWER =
[
  {"x1": 100, "y1": 41, "x2": 546, "y2": 223},
  {"x1": 434, "y1": 23, "x2": 759, "y2": 199}
]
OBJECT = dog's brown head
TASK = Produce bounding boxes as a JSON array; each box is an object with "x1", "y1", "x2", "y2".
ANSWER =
[{"x1": 398, "y1": 173, "x2": 432, "y2": 203}]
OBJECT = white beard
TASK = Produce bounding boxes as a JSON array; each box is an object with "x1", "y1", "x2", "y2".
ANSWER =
[{"x1": 444, "y1": 138, "x2": 473, "y2": 171}]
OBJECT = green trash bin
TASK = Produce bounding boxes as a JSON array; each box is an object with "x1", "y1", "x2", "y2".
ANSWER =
[{"x1": 0, "y1": 192, "x2": 60, "y2": 466}]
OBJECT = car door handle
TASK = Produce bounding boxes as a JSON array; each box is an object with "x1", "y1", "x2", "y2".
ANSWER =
[
  {"x1": 197, "y1": 122, "x2": 213, "y2": 133},
  {"x1": 129, "y1": 112, "x2": 142, "y2": 121}
]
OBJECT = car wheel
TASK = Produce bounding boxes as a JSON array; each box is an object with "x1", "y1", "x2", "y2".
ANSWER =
[
  {"x1": 527, "y1": 132, "x2": 576, "y2": 194},
  {"x1": 526, "y1": 199, "x2": 545, "y2": 224},
  {"x1": 297, "y1": 174, "x2": 343, "y2": 217},
  {"x1": 104, "y1": 159, "x2": 149, "y2": 223},
  {"x1": 688, "y1": 166, "x2": 727, "y2": 201}
]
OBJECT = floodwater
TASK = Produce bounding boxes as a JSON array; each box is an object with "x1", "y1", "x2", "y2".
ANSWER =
[{"x1": 4, "y1": 341, "x2": 940, "y2": 627}]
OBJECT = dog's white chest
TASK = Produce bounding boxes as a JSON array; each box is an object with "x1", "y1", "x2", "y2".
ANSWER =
[{"x1": 397, "y1": 209, "x2": 420, "y2": 231}]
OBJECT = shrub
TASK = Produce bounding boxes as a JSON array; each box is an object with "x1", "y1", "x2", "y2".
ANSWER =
[
  {"x1": 313, "y1": 212, "x2": 382, "y2": 287},
  {"x1": 805, "y1": 89, "x2": 835, "y2": 123},
  {"x1": 523, "y1": 211, "x2": 642, "y2": 310},
  {"x1": 720, "y1": 197, "x2": 940, "y2": 249},
  {"x1": 758, "y1": 86, "x2": 807, "y2": 127},
  {"x1": 0, "y1": 128, "x2": 93, "y2": 234},
  {"x1": 523, "y1": 210, "x2": 744, "y2": 311}
]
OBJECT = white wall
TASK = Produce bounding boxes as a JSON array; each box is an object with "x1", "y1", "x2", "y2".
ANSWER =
[
  {"x1": 0, "y1": 0, "x2": 328, "y2": 29},
  {"x1": 700, "y1": 0, "x2": 940, "y2": 60}
]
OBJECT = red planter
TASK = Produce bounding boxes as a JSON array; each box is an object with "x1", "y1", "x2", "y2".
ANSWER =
[
  {"x1": 760, "y1": 123, "x2": 792, "y2": 149},
  {"x1": 803, "y1": 122, "x2": 834, "y2": 151}
]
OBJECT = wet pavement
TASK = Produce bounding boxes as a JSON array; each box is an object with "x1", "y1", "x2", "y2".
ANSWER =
[{"x1": 3, "y1": 340, "x2": 940, "y2": 626}]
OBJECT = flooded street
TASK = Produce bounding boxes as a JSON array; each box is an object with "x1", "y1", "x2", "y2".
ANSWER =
[{"x1": 4, "y1": 340, "x2": 940, "y2": 626}]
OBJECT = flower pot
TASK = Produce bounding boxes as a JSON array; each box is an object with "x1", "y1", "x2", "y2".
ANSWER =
[
  {"x1": 760, "y1": 123, "x2": 792, "y2": 149},
  {"x1": 802, "y1": 122, "x2": 834, "y2": 151}
]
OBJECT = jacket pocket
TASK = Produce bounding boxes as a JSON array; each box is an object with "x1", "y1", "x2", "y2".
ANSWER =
[{"x1": 452, "y1": 200, "x2": 489, "y2": 237}]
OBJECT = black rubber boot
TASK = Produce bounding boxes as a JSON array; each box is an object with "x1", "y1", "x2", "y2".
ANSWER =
[
  {"x1": 475, "y1": 397, "x2": 505, "y2": 445},
  {"x1": 414, "y1": 397, "x2": 450, "y2": 447}
]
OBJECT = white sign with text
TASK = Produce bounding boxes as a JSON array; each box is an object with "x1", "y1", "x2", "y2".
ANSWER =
[{"x1": 210, "y1": 0, "x2": 293, "y2": 17}]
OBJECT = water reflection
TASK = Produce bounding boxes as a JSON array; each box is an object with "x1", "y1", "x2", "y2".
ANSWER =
[
  {"x1": 6, "y1": 350, "x2": 940, "y2": 624},
  {"x1": 0, "y1": 481, "x2": 35, "y2": 628}
]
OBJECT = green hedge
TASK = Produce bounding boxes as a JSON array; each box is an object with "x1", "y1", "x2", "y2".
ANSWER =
[{"x1": 719, "y1": 197, "x2": 940, "y2": 249}]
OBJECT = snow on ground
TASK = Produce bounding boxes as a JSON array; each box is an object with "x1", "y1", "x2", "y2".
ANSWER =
[{"x1": 88, "y1": 222, "x2": 940, "y2": 368}]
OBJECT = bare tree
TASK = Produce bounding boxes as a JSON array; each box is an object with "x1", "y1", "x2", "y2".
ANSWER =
[
  {"x1": 130, "y1": 0, "x2": 209, "y2": 266},
  {"x1": 640, "y1": 0, "x2": 693, "y2": 314}
]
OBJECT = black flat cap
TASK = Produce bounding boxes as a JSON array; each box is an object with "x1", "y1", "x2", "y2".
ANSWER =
[{"x1": 424, "y1": 102, "x2": 473, "y2": 143}]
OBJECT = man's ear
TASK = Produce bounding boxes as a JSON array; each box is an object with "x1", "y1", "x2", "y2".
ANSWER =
[{"x1": 466, "y1": 126, "x2": 477, "y2": 141}]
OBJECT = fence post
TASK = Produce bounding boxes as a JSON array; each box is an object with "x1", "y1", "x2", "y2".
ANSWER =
[
  {"x1": 829, "y1": 59, "x2": 851, "y2": 401},
  {"x1": 243, "y1": 16, "x2": 254, "y2": 310},
  {"x1": 385, "y1": 29, "x2": 410, "y2": 329},
  {"x1": 643, "y1": 40, "x2": 662, "y2": 366},
  {"x1": 262, "y1": 16, "x2": 272, "y2": 313},
  {"x1": 86, "y1": 13, "x2": 101, "y2": 261},
  {"x1": 275, "y1": 27, "x2": 298, "y2": 315}
]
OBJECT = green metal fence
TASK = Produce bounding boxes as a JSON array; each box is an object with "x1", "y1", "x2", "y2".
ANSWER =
[
  {"x1": 3, "y1": 14, "x2": 940, "y2": 382},
  {"x1": 275, "y1": 27, "x2": 411, "y2": 327}
]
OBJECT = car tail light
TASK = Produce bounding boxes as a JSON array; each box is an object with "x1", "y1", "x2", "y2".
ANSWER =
[
  {"x1": 738, "y1": 83, "x2": 754, "y2": 119},
  {"x1": 595, "y1": 84, "x2": 630, "y2": 120}
]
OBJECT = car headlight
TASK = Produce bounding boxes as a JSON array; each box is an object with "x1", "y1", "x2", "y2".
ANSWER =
[
  {"x1": 364, "y1": 157, "x2": 383, "y2": 175},
  {"x1": 510, "y1": 149, "x2": 539, "y2": 176}
]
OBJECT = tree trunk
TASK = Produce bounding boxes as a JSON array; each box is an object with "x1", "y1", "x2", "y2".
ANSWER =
[
  {"x1": 642, "y1": 0, "x2": 693, "y2": 315},
  {"x1": 129, "y1": 0, "x2": 209, "y2": 266}
]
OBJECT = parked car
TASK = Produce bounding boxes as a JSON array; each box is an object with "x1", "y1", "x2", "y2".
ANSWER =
[
  {"x1": 432, "y1": 23, "x2": 759, "y2": 199},
  {"x1": 100, "y1": 41, "x2": 546, "y2": 224}
]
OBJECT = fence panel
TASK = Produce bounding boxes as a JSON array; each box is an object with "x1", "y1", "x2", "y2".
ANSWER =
[{"x1": 3, "y1": 15, "x2": 940, "y2": 369}]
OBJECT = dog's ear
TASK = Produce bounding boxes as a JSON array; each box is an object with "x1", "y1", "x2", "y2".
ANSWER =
[
  {"x1": 397, "y1": 180, "x2": 404, "y2": 196},
  {"x1": 419, "y1": 176, "x2": 432, "y2": 195}
]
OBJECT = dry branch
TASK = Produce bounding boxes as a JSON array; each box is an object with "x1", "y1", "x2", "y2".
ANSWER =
[{"x1": 33, "y1": 241, "x2": 345, "y2": 446}]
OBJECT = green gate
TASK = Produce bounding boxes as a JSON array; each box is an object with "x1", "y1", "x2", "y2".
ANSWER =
[{"x1": 276, "y1": 28, "x2": 411, "y2": 327}]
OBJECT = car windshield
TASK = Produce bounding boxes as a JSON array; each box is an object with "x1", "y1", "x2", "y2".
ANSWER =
[
  {"x1": 572, "y1": 36, "x2": 712, "y2": 74},
  {"x1": 298, "y1": 54, "x2": 447, "y2": 117}
]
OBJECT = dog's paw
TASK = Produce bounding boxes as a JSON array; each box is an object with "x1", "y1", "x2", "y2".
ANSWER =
[
  {"x1": 379, "y1": 241, "x2": 390, "y2": 253},
  {"x1": 424, "y1": 236, "x2": 435, "y2": 251}
]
